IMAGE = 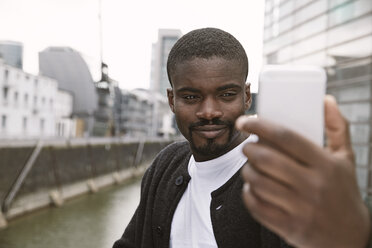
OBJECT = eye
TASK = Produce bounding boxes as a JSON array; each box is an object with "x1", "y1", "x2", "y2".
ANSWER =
[
  {"x1": 220, "y1": 92, "x2": 237, "y2": 97},
  {"x1": 184, "y1": 95, "x2": 197, "y2": 100},
  {"x1": 181, "y1": 94, "x2": 200, "y2": 103}
]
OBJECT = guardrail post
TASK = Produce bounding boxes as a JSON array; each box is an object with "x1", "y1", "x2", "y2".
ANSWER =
[
  {"x1": 113, "y1": 138, "x2": 123, "y2": 184},
  {"x1": 0, "y1": 211, "x2": 7, "y2": 228},
  {"x1": 1, "y1": 140, "x2": 43, "y2": 213},
  {"x1": 86, "y1": 142, "x2": 98, "y2": 193},
  {"x1": 48, "y1": 146, "x2": 64, "y2": 207},
  {"x1": 133, "y1": 139, "x2": 145, "y2": 167}
]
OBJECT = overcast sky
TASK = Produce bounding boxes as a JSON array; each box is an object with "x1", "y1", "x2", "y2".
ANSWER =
[{"x1": 0, "y1": 0, "x2": 265, "y2": 92}]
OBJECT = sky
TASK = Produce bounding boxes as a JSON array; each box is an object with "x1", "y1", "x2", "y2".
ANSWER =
[{"x1": 0, "y1": 0, "x2": 265, "y2": 92}]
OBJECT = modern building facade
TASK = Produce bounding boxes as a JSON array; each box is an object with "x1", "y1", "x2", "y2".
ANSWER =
[
  {"x1": 150, "y1": 29, "x2": 182, "y2": 137},
  {"x1": 39, "y1": 47, "x2": 98, "y2": 137},
  {"x1": 0, "y1": 41, "x2": 23, "y2": 69},
  {"x1": 263, "y1": 0, "x2": 372, "y2": 193},
  {"x1": 117, "y1": 88, "x2": 153, "y2": 137},
  {"x1": 150, "y1": 90, "x2": 176, "y2": 138},
  {"x1": 113, "y1": 88, "x2": 175, "y2": 138},
  {"x1": 150, "y1": 29, "x2": 182, "y2": 97},
  {"x1": 0, "y1": 60, "x2": 75, "y2": 139}
]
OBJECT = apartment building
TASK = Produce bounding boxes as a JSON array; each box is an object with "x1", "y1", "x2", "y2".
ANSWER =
[{"x1": 0, "y1": 59, "x2": 75, "y2": 139}]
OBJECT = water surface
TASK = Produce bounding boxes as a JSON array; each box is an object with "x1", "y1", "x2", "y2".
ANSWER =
[{"x1": 0, "y1": 179, "x2": 141, "y2": 248}]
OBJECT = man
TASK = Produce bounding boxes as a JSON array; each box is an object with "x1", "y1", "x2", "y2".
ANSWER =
[
  {"x1": 113, "y1": 28, "x2": 371, "y2": 248},
  {"x1": 113, "y1": 27, "x2": 291, "y2": 247}
]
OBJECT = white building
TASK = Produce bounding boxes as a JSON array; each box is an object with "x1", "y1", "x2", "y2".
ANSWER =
[
  {"x1": 55, "y1": 90, "x2": 75, "y2": 137},
  {"x1": 0, "y1": 59, "x2": 75, "y2": 139}
]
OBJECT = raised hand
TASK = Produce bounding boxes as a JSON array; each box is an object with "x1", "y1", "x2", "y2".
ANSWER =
[{"x1": 236, "y1": 95, "x2": 370, "y2": 248}]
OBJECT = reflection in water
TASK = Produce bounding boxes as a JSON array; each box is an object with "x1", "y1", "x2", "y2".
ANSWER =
[{"x1": 0, "y1": 179, "x2": 141, "y2": 248}]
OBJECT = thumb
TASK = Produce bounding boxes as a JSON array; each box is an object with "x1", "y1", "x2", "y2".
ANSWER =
[{"x1": 324, "y1": 95, "x2": 354, "y2": 161}]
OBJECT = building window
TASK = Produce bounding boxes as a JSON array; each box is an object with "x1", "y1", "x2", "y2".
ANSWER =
[
  {"x1": 25, "y1": 75, "x2": 30, "y2": 80},
  {"x1": 61, "y1": 123, "x2": 65, "y2": 136},
  {"x1": 42, "y1": 97, "x2": 46, "y2": 106},
  {"x1": 3, "y1": 87, "x2": 8, "y2": 100},
  {"x1": 57, "y1": 122, "x2": 65, "y2": 136},
  {"x1": 34, "y1": 96, "x2": 37, "y2": 106},
  {"x1": 34, "y1": 78, "x2": 38, "y2": 87},
  {"x1": 56, "y1": 123, "x2": 60, "y2": 136},
  {"x1": 4, "y1": 69, "x2": 8, "y2": 81},
  {"x1": 1, "y1": 115, "x2": 6, "y2": 129},
  {"x1": 24, "y1": 93, "x2": 28, "y2": 105},
  {"x1": 23, "y1": 117, "x2": 27, "y2": 131},
  {"x1": 50, "y1": 99, "x2": 53, "y2": 108},
  {"x1": 14, "y1": 91, "x2": 18, "y2": 104},
  {"x1": 40, "y1": 118, "x2": 45, "y2": 132},
  {"x1": 267, "y1": 52, "x2": 278, "y2": 64}
]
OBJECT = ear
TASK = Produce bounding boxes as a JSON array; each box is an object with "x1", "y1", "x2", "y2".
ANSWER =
[
  {"x1": 167, "y1": 88, "x2": 175, "y2": 113},
  {"x1": 244, "y1": 83, "x2": 252, "y2": 110}
]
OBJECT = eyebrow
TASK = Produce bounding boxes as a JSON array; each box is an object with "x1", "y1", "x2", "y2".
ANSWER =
[
  {"x1": 176, "y1": 84, "x2": 242, "y2": 94},
  {"x1": 216, "y1": 83, "x2": 242, "y2": 91},
  {"x1": 176, "y1": 87, "x2": 201, "y2": 93}
]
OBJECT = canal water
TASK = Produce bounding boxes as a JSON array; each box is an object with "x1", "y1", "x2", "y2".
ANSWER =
[{"x1": 0, "y1": 178, "x2": 141, "y2": 248}]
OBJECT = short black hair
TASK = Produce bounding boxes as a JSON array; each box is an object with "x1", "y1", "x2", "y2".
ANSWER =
[{"x1": 166, "y1": 27, "x2": 249, "y2": 86}]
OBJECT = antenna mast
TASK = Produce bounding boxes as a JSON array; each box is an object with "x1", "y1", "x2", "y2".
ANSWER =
[{"x1": 98, "y1": 0, "x2": 103, "y2": 65}]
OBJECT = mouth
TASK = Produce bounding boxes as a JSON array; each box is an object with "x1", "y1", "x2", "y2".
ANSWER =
[{"x1": 192, "y1": 125, "x2": 228, "y2": 139}]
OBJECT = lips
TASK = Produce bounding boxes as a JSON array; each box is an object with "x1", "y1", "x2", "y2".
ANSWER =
[{"x1": 192, "y1": 125, "x2": 227, "y2": 139}]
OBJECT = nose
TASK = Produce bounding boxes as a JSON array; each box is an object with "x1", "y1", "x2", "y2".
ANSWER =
[{"x1": 195, "y1": 97, "x2": 223, "y2": 120}]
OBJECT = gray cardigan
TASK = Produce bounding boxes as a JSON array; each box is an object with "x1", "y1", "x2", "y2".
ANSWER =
[{"x1": 113, "y1": 141, "x2": 292, "y2": 248}]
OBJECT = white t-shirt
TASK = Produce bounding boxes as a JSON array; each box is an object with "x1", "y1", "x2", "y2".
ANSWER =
[{"x1": 169, "y1": 135, "x2": 257, "y2": 248}]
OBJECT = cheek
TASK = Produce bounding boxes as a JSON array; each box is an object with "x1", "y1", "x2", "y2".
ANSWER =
[
  {"x1": 174, "y1": 106, "x2": 194, "y2": 132},
  {"x1": 175, "y1": 114, "x2": 186, "y2": 128},
  {"x1": 174, "y1": 102, "x2": 196, "y2": 121},
  {"x1": 174, "y1": 116, "x2": 190, "y2": 140},
  {"x1": 224, "y1": 101, "x2": 246, "y2": 118}
]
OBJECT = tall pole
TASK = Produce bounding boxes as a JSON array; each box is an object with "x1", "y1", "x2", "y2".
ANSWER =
[{"x1": 98, "y1": 0, "x2": 103, "y2": 65}]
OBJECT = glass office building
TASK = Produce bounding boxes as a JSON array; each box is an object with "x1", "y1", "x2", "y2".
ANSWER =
[
  {"x1": 263, "y1": 0, "x2": 372, "y2": 194},
  {"x1": 150, "y1": 29, "x2": 182, "y2": 97}
]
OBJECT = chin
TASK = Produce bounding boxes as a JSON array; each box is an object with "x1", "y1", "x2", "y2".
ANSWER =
[{"x1": 192, "y1": 138, "x2": 230, "y2": 157}]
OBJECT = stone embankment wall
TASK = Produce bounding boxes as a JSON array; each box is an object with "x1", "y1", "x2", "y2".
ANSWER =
[{"x1": 0, "y1": 138, "x2": 174, "y2": 227}]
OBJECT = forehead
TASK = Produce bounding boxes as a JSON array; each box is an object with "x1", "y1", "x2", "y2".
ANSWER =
[{"x1": 170, "y1": 57, "x2": 245, "y2": 89}]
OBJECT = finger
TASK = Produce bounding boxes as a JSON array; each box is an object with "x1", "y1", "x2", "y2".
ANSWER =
[
  {"x1": 241, "y1": 163, "x2": 300, "y2": 215},
  {"x1": 242, "y1": 142, "x2": 311, "y2": 191},
  {"x1": 236, "y1": 115, "x2": 328, "y2": 168},
  {"x1": 242, "y1": 183, "x2": 293, "y2": 243},
  {"x1": 324, "y1": 95, "x2": 354, "y2": 161}
]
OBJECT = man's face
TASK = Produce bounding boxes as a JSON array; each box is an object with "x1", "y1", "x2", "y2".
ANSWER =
[{"x1": 167, "y1": 57, "x2": 251, "y2": 161}]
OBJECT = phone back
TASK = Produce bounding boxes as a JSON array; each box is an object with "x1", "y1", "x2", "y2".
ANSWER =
[{"x1": 258, "y1": 65, "x2": 326, "y2": 146}]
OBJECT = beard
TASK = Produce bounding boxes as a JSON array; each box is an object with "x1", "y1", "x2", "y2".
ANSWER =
[{"x1": 188, "y1": 118, "x2": 237, "y2": 157}]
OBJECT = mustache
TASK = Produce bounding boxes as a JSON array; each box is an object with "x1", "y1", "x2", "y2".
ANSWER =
[{"x1": 189, "y1": 118, "x2": 233, "y2": 129}]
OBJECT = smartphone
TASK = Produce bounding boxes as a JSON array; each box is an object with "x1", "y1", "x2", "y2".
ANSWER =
[{"x1": 257, "y1": 65, "x2": 326, "y2": 146}]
